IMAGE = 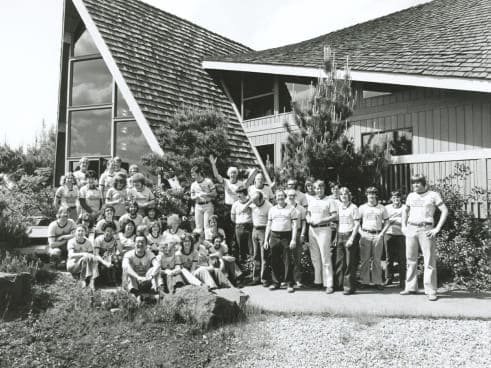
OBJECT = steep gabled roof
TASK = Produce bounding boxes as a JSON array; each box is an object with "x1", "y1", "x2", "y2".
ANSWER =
[
  {"x1": 205, "y1": 0, "x2": 491, "y2": 81},
  {"x1": 77, "y1": 0, "x2": 256, "y2": 166}
]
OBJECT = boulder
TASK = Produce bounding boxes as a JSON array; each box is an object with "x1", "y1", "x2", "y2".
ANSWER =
[
  {"x1": 163, "y1": 285, "x2": 245, "y2": 329},
  {"x1": 0, "y1": 272, "x2": 32, "y2": 320},
  {"x1": 213, "y1": 288, "x2": 249, "y2": 308}
]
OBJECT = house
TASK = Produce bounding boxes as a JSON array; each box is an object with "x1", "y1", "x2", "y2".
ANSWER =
[
  {"x1": 54, "y1": 0, "x2": 258, "y2": 185},
  {"x1": 202, "y1": 0, "x2": 491, "y2": 216}
]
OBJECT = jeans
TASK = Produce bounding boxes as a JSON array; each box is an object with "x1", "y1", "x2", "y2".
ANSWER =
[
  {"x1": 252, "y1": 227, "x2": 271, "y2": 282},
  {"x1": 359, "y1": 232, "x2": 384, "y2": 285},
  {"x1": 308, "y1": 226, "x2": 333, "y2": 287},
  {"x1": 293, "y1": 232, "x2": 303, "y2": 283},
  {"x1": 194, "y1": 202, "x2": 214, "y2": 233},
  {"x1": 405, "y1": 224, "x2": 437, "y2": 295},
  {"x1": 235, "y1": 223, "x2": 252, "y2": 266},
  {"x1": 334, "y1": 232, "x2": 358, "y2": 291},
  {"x1": 384, "y1": 234, "x2": 406, "y2": 288},
  {"x1": 270, "y1": 231, "x2": 294, "y2": 287}
]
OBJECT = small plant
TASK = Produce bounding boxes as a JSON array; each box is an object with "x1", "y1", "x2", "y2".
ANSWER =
[{"x1": 0, "y1": 251, "x2": 40, "y2": 278}]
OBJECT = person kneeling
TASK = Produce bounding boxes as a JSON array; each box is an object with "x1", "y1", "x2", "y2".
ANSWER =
[{"x1": 122, "y1": 233, "x2": 159, "y2": 302}]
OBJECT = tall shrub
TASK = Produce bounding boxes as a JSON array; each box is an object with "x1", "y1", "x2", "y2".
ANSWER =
[{"x1": 432, "y1": 164, "x2": 490, "y2": 291}]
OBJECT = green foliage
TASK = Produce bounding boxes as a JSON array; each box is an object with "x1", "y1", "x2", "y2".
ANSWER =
[
  {"x1": 278, "y1": 47, "x2": 388, "y2": 200},
  {"x1": 431, "y1": 165, "x2": 491, "y2": 291},
  {"x1": 0, "y1": 252, "x2": 40, "y2": 277}
]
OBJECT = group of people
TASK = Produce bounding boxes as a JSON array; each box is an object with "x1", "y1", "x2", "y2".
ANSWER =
[{"x1": 48, "y1": 154, "x2": 448, "y2": 302}]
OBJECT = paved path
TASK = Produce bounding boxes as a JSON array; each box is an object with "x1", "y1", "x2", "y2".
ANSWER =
[{"x1": 241, "y1": 285, "x2": 491, "y2": 319}]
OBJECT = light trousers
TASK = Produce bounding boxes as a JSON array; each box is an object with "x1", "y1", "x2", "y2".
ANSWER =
[
  {"x1": 359, "y1": 233, "x2": 384, "y2": 285},
  {"x1": 405, "y1": 225, "x2": 437, "y2": 295},
  {"x1": 194, "y1": 202, "x2": 214, "y2": 234},
  {"x1": 308, "y1": 226, "x2": 333, "y2": 287},
  {"x1": 67, "y1": 254, "x2": 99, "y2": 280}
]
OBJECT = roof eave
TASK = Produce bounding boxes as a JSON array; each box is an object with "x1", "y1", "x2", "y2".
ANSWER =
[{"x1": 202, "y1": 60, "x2": 491, "y2": 94}]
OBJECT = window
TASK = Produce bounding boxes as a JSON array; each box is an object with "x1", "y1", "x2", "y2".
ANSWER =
[
  {"x1": 115, "y1": 87, "x2": 133, "y2": 118},
  {"x1": 115, "y1": 121, "x2": 151, "y2": 164},
  {"x1": 243, "y1": 74, "x2": 274, "y2": 98},
  {"x1": 242, "y1": 74, "x2": 275, "y2": 120},
  {"x1": 243, "y1": 94, "x2": 274, "y2": 120},
  {"x1": 362, "y1": 128, "x2": 413, "y2": 156},
  {"x1": 71, "y1": 59, "x2": 112, "y2": 106},
  {"x1": 279, "y1": 79, "x2": 315, "y2": 113},
  {"x1": 73, "y1": 29, "x2": 99, "y2": 56},
  {"x1": 256, "y1": 144, "x2": 275, "y2": 168},
  {"x1": 69, "y1": 109, "x2": 112, "y2": 157}
]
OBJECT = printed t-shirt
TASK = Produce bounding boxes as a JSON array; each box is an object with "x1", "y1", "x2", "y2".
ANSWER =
[
  {"x1": 359, "y1": 203, "x2": 389, "y2": 232},
  {"x1": 118, "y1": 213, "x2": 143, "y2": 228},
  {"x1": 79, "y1": 185, "x2": 103, "y2": 213},
  {"x1": 127, "y1": 187, "x2": 155, "y2": 210},
  {"x1": 93, "y1": 234, "x2": 118, "y2": 255},
  {"x1": 190, "y1": 178, "x2": 216, "y2": 204},
  {"x1": 337, "y1": 203, "x2": 360, "y2": 234},
  {"x1": 123, "y1": 249, "x2": 156, "y2": 276},
  {"x1": 105, "y1": 188, "x2": 128, "y2": 217},
  {"x1": 406, "y1": 191, "x2": 443, "y2": 225},
  {"x1": 158, "y1": 252, "x2": 178, "y2": 270},
  {"x1": 385, "y1": 204, "x2": 406, "y2": 235},
  {"x1": 231, "y1": 200, "x2": 253, "y2": 224},
  {"x1": 175, "y1": 250, "x2": 199, "y2": 271},
  {"x1": 268, "y1": 205, "x2": 298, "y2": 232},
  {"x1": 55, "y1": 186, "x2": 79, "y2": 208},
  {"x1": 308, "y1": 197, "x2": 338, "y2": 225},
  {"x1": 162, "y1": 228, "x2": 185, "y2": 246}
]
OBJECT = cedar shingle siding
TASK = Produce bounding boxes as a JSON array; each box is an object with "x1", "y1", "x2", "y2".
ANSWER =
[
  {"x1": 81, "y1": 0, "x2": 256, "y2": 165},
  {"x1": 205, "y1": 0, "x2": 490, "y2": 80}
]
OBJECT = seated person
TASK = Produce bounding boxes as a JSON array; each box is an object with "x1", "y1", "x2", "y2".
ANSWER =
[
  {"x1": 174, "y1": 233, "x2": 202, "y2": 286},
  {"x1": 194, "y1": 234, "x2": 233, "y2": 290},
  {"x1": 53, "y1": 172, "x2": 78, "y2": 221},
  {"x1": 127, "y1": 173, "x2": 155, "y2": 216},
  {"x1": 155, "y1": 241, "x2": 184, "y2": 294},
  {"x1": 162, "y1": 214, "x2": 185, "y2": 251},
  {"x1": 204, "y1": 215, "x2": 226, "y2": 244},
  {"x1": 93, "y1": 222, "x2": 120, "y2": 286},
  {"x1": 122, "y1": 233, "x2": 159, "y2": 301},
  {"x1": 209, "y1": 234, "x2": 240, "y2": 286},
  {"x1": 142, "y1": 206, "x2": 160, "y2": 232},
  {"x1": 48, "y1": 206, "x2": 77, "y2": 264},
  {"x1": 118, "y1": 219, "x2": 137, "y2": 255},
  {"x1": 118, "y1": 201, "x2": 143, "y2": 228},
  {"x1": 67, "y1": 225, "x2": 110, "y2": 290},
  {"x1": 147, "y1": 221, "x2": 164, "y2": 255},
  {"x1": 95, "y1": 205, "x2": 119, "y2": 238}
]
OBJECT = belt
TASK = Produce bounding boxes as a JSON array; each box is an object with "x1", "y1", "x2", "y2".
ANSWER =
[
  {"x1": 408, "y1": 222, "x2": 433, "y2": 227},
  {"x1": 254, "y1": 226, "x2": 266, "y2": 230},
  {"x1": 196, "y1": 200, "x2": 211, "y2": 205},
  {"x1": 272, "y1": 230, "x2": 291, "y2": 234},
  {"x1": 337, "y1": 232, "x2": 352, "y2": 236},
  {"x1": 362, "y1": 229, "x2": 381, "y2": 234},
  {"x1": 310, "y1": 223, "x2": 329, "y2": 228}
]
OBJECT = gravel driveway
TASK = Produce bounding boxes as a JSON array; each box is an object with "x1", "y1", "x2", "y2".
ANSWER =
[{"x1": 210, "y1": 315, "x2": 490, "y2": 368}]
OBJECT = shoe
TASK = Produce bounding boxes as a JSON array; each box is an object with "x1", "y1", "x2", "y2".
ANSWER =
[
  {"x1": 357, "y1": 283, "x2": 369, "y2": 290},
  {"x1": 262, "y1": 281, "x2": 271, "y2": 288},
  {"x1": 325, "y1": 287, "x2": 334, "y2": 294},
  {"x1": 384, "y1": 278, "x2": 393, "y2": 286},
  {"x1": 269, "y1": 284, "x2": 280, "y2": 291},
  {"x1": 280, "y1": 282, "x2": 287, "y2": 288},
  {"x1": 428, "y1": 294, "x2": 438, "y2": 301},
  {"x1": 287, "y1": 286, "x2": 295, "y2": 293},
  {"x1": 376, "y1": 284, "x2": 384, "y2": 291},
  {"x1": 400, "y1": 290, "x2": 417, "y2": 295},
  {"x1": 295, "y1": 282, "x2": 304, "y2": 288},
  {"x1": 343, "y1": 289, "x2": 355, "y2": 295}
]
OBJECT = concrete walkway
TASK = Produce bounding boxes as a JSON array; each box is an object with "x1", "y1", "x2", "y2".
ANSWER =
[{"x1": 241, "y1": 285, "x2": 491, "y2": 319}]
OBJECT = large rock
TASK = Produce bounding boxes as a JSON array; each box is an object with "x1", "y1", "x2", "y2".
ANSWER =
[
  {"x1": 0, "y1": 272, "x2": 32, "y2": 320},
  {"x1": 164, "y1": 285, "x2": 245, "y2": 329}
]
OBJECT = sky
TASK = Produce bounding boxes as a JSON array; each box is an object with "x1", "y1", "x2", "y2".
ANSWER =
[{"x1": 0, "y1": 0, "x2": 431, "y2": 148}]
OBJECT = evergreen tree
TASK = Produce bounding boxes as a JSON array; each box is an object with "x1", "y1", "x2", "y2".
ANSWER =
[{"x1": 279, "y1": 46, "x2": 388, "y2": 202}]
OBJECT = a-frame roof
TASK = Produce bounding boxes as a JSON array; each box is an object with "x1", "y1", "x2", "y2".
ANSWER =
[
  {"x1": 74, "y1": 0, "x2": 256, "y2": 166},
  {"x1": 204, "y1": 0, "x2": 491, "y2": 82}
]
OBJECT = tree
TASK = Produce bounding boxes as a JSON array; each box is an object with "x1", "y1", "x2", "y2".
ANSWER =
[{"x1": 278, "y1": 47, "x2": 388, "y2": 202}]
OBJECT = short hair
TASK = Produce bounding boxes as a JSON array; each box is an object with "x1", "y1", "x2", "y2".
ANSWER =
[
  {"x1": 212, "y1": 234, "x2": 223, "y2": 243},
  {"x1": 208, "y1": 215, "x2": 219, "y2": 225},
  {"x1": 75, "y1": 224, "x2": 88, "y2": 234},
  {"x1": 120, "y1": 219, "x2": 136, "y2": 235},
  {"x1": 62, "y1": 172, "x2": 75, "y2": 185},
  {"x1": 190, "y1": 166, "x2": 202, "y2": 175},
  {"x1": 148, "y1": 221, "x2": 162, "y2": 233},
  {"x1": 252, "y1": 191, "x2": 264, "y2": 202},
  {"x1": 135, "y1": 231, "x2": 147, "y2": 243},
  {"x1": 101, "y1": 204, "x2": 115, "y2": 219},
  {"x1": 314, "y1": 180, "x2": 325, "y2": 188},
  {"x1": 391, "y1": 190, "x2": 402, "y2": 197},
  {"x1": 227, "y1": 167, "x2": 238, "y2": 177},
  {"x1": 285, "y1": 189, "x2": 297, "y2": 197},
  {"x1": 113, "y1": 156, "x2": 122, "y2": 163},
  {"x1": 167, "y1": 214, "x2": 181, "y2": 226},
  {"x1": 145, "y1": 205, "x2": 160, "y2": 218},
  {"x1": 129, "y1": 164, "x2": 139, "y2": 172},
  {"x1": 132, "y1": 173, "x2": 146, "y2": 185},
  {"x1": 126, "y1": 200, "x2": 139, "y2": 211},
  {"x1": 113, "y1": 173, "x2": 127, "y2": 187},
  {"x1": 56, "y1": 206, "x2": 69, "y2": 217},
  {"x1": 101, "y1": 221, "x2": 116, "y2": 231},
  {"x1": 329, "y1": 181, "x2": 340, "y2": 189},
  {"x1": 339, "y1": 187, "x2": 352, "y2": 200},
  {"x1": 411, "y1": 174, "x2": 427, "y2": 186},
  {"x1": 365, "y1": 186, "x2": 378, "y2": 195},
  {"x1": 287, "y1": 178, "x2": 297, "y2": 185},
  {"x1": 86, "y1": 170, "x2": 97, "y2": 180},
  {"x1": 79, "y1": 157, "x2": 88, "y2": 164},
  {"x1": 275, "y1": 189, "x2": 286, "y2": 198}
]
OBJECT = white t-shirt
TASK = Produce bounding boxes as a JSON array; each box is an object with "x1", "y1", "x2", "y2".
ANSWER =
[
  {"x1": 359, "y1": 203, "x2": 389, "y2": 232},
  {"x1": 251, "y1": 200, "x2": 273, "y2": 227},
  {"x1": 291, "y1": 204, "x2": 306, "y2": 231},
  {"x1": 295, "y1": 191, "x2": 308, "y2": 208},
  {"x1": 248, "y1": 184, "x2": 274, "y2": 202},
  {"x1": 105, "y1": 187, "x2": 128, "y2": 217},
  {"x1": 93, "y1": 234, "x2": 119, "y2": 255},
  {"x1": 406, "y1": 190, "x2": 443, "y2": 225},
  {"x1": 338, "y1": 202, "x2": 360, "y2": 234},
  {"x1": 99, "y1": 171, "x2": 116, "y2": 190},
  {"x1": 79, "y1": 185, "x2": 103, "y2": 213},
  {"x1": 385, "y1": 204, "x2": 406, "y2": 235},
  {"x1": 48, "y1": 219, "x2": 77, "y2": 244},
  {"x1": 55, "y1": 186, "x2": 79, "y2": 208},
  {"x1": 127, "y1": 187, "x2": 154, "y2": 212},
  {"x1": 231, "y1": 200, "x2": 253, "y2": 224},
  {"x1": 223, "y1": 179, "x2": 244, "y2": 205},
  {"x1": 67, "y1": 237, "x2": 93, "y2": 260},
  {"x1": 73, "y1": 170, "x2": 87, "y2": 188},
  {"x1": 268, "y1": 204, "x2": 298, "y2": 232},
  {"x1": 190, "y1": 178, "x2": 216, "y2": 204},
  {"x1": 162, "y1": 228, "x2": 185, "y2": 245},
  {"x1": 308, "y1": 197, "x2": 338, "y2": 225},
  {"x1": 123, "y1": 249, "x2": 156, "y2": 277},
  {"x1": 118, "y1": 213, "x2": 143, "y2": 228}
]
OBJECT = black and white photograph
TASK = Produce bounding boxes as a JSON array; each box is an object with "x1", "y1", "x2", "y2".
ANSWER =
[{"x1": 0, "y1": 0, "x2": 490, "y2": 366}]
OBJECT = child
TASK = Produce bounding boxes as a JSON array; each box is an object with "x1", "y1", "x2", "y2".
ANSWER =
[
  {"x1": 105, "y1": 174, "x2": 128, "y2": 220},
  {"x1": 358, "y1": 187, "x2": 390, "y2": 290},
  {"x1": 93, "y1": 222, "x2": 119, "y2": 286},
  {"x1": 147, "y1": 221, "x2": 164, "y2": 255}
]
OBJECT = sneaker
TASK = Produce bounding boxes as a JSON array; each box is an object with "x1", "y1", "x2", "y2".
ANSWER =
[
  {"x1": 375, "y1": 284, "x2": 384, "y2": 291},
  {"x1": 287, "y1": 286, "x2": 295, "y2": 293},
  {"x1": 295, "y1": 282, "x2": 304, "y2": 288},
  {"x1": 269, "y1": 284, "x2": 280, "y2": 291},
  {"x1": 428, "y1": 294, "x2": 438, "y2": 301},
  {"x1": 343, "y1": 289, "x2": 355, "y2": 295},
  {"x1": 325, "y1": 287, "x2": 334, "y2": 294},
  {"x1": 262, "y1": 281, "x2": 271, "y2": 288},
  {"x1": 400, "y1": 290, "x2": 417, "y2": 295},
  {"x1": 280, "y1": 282, "x2": 287, "y2": 288}
]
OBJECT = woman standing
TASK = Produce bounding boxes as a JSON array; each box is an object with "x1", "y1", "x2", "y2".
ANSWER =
[
  {"x1": 54, "y1": 172, "x2": 79, "y2": 221},
  {"x1": 105, "y1": 174, "x2": 128, "y2": 220},
  {"x1": 127, "y1": 173, "x2": 155, "y2": 216},
  {"x1": 73, "y1": 157, "x2": 89, "y2": 188}
]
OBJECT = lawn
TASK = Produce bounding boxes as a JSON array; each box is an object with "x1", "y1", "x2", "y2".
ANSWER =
[{"x1": 0, "y1": 272, "x2": 489, "y2": 368}]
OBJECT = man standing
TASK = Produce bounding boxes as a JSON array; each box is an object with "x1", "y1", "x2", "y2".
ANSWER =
[
  {"x1": 286, "y1": 178, "x2": 308, "y2": 208},
  {"x1": 190, "y1": 166, "x2": 217, "y2": 234},
  {"x1": 384, "y1": 191, "x2": 406, "y2": 289},
  {"x1": 230, "y1": 185, "x2": 253, "y2": 270},
  {"x1": 401, "y1": 175, "x2": 448, "y2": 301},
  {"x1": 306, "y1": 180, "x2": 338, "y2": 293},
  {"x1": 286, "y1": 189, "x2": 307, "y2": 288}
]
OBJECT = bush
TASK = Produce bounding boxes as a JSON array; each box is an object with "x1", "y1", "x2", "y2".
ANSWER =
[
  {"x1": 431, "y1": 165, "x2": 491, "y2": 291},
  {"x1": 0, "y1": 252, "x2": 40, "y2": 277}
]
